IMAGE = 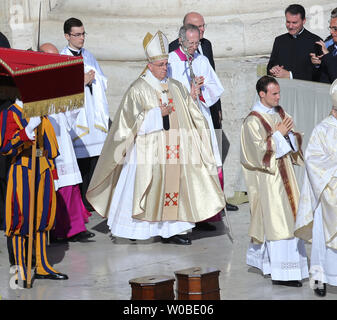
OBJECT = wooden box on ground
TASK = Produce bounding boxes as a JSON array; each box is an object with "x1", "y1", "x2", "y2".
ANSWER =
[
  {"x1": 129, "y1": 275, "x2": 175, "y2": 300},
  {"x1": 174, "y1": 267, "x2": 220, "y2": 300}
]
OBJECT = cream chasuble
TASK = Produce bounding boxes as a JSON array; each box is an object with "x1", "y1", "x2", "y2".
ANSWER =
[
  {"x1": 295, "y1": 115, "x2": 337, "y2": 250},
  {"x1": 241, "y1": 105, "x2": 303, "y2": 243},
  {"x1": 86, "y1": 72, "x2": 225, "y2": 226}
]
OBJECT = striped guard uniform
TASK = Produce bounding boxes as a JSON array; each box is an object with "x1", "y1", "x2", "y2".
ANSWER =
[{"x1": 0, "y1": 103, "x2": 61, "y2": 280}]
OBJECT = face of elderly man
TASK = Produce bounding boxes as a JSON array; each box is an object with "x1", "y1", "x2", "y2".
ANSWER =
[
  {"x1": 185, "y1": 12, "x2": 206, "y2": 39},
  {"x1": 148, "y1": 59, "x2": 168, "y2": 81},
  {"x1": 181, "y1": 29, "x2": 200, "y2": 56}
]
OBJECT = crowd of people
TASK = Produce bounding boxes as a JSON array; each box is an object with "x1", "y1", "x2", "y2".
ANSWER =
[{"x1": 0, "y1": 3, "x2": 337, "y2": 298}]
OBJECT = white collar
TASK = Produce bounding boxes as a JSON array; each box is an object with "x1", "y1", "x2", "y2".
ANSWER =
[
  {"x1": 252, "y1": 100, "x2": 276, "y2": 114},
  {"x1": 67, "y1": 46, "x2": 82, "y2": 54},
  {"x1": 141, "y1": 69, "x2": 169, "y2": 104},
  {"x1": 178, "y1": 46, "x2": 200, "y2": 60},
  {"x1": 292, "y1": 27, "x2": 304, "y2": 38},
  {"x1": 146, "y1": 68, "x2": 168, "y2": 84}
]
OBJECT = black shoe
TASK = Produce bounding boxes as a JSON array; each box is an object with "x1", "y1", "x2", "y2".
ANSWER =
[
  {"x1": 272, "y1": 280, "x2": 302, "y2": 287},
  {"x1": 34, "y1": 272, "x2": 68, "y2": 280},
  {"x1": 226, "y1": 203, "x2": 238, "y2": 211},
  {"x1": 15, "y1": 279, "x2": 27, "y2": 288},
  {"x1": 314, "y1": 281, "x2": 327, "y2": 297},
  {"x1": 194, "y1": 222, "x2": 216, "y2": 231},
  {"x1": 161, "y1": 234, "x2": 192, "y2": 245},
  {"x1": 68, "y1": 230, "x2": 95, "y2": 242}
]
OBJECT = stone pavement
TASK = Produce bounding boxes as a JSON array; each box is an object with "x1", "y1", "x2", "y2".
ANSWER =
[{"x1": 0, "y1": 203, "x2": 336, "y2": 300}]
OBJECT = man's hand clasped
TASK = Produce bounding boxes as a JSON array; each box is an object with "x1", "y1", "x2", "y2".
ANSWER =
[
  {"x1": 160, "y1": 102, "x2": 173, "y2": 117},
  {"x1": 269, "y1": 65, "x2": 290, "y2": 78},
  {"x1": 84, "y1": 69, "x2": 95, "y2": 86},
  {"x1": 190, "y1": 76, "x2": 204, "y2": 100},
  {"x1": 275, "y1": 115, "x2": 294, "y2": 136}
]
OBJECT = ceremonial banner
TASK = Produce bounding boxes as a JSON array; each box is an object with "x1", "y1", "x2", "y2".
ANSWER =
[{"x1": 0, "y1": 47, "x2": 84, "y2": 118}]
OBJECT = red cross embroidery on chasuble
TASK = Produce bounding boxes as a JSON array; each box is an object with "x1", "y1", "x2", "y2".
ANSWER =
[
  {"x1": 165, "y1": 192, "x2": 179, "y2": 206},
  {"x1": 166, "y1": 145, "x2": 180, "y2": 159}
]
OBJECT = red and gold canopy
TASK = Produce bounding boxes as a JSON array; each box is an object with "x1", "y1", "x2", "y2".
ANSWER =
[{"x1": 0, "y1": 47, "x2": 84, "y2": 118}]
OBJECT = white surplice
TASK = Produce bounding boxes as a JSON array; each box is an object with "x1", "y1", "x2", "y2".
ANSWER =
[
  {"x1": 295, "y1": 115, "x2": 337, "y2": 285},
  {"x1": 245, "y1": 101, "x2": 309, "y2": 281},
  {"x1": 49, "y1": 110, "x2": 83, "y2": 190},
  {"x1": 60, "y1": 46, "x2": 109, "y2": 158},
  {"x1": 168, "y1": 48, "x2": 223, "y2": 166},
  {"x1": 106, "y1": 70, "x2": 195, "y2": 240}
]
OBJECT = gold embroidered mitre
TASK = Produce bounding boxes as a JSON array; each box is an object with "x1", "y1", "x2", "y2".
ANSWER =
[{"x1": 143, "y1": 31, "x2": 169, "y2": 62}]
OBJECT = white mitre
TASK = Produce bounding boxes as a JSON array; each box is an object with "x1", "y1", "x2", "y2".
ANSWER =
[{"x1": 143, "y1": 30, "x2": 169, "y2": 62}]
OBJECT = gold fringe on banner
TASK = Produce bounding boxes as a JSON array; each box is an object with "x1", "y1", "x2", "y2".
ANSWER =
[{"x1": 22, "y1": 92, "x2": 84, "y2": 118}]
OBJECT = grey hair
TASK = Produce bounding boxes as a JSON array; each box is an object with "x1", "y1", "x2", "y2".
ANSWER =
[
  {"x1": 331, "y1": 8, "x2": 337, "y2": 19},
  {"x1": 178, "y1": 24, "x2": 200, "y2": 42}
]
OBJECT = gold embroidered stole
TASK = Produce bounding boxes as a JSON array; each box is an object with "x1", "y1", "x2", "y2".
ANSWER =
[{"x1": 158, "y1": 83, "x2": 180, "y2": 220}]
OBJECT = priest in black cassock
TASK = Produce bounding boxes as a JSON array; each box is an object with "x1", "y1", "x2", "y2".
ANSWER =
[{"x1": 267, "y1": 4, "x2": 322, "y2": 81}]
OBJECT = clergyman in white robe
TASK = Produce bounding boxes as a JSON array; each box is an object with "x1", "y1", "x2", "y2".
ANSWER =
[
  {"x1": 60, "y1": 46, "x2": 109, "y2": 158},
  {"x1": 61, "y1": 45, "x2": 110, "y2": 210},
  {"x1": 49, "y1": 110, "x2": 92, "y2": 239},
  {"x1": 295, "y1": 110, "x2": 337, "y2": 293},
  {"x1": 168, "y1": 47, "x2": 223, "y2": 167}
]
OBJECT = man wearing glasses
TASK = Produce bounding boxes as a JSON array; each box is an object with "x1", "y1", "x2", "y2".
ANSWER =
[
  {"x1": 170, "y1": 12, "x2": 238, "y2": 214},
  {"x1": 86, "y1": 31, "x2": 225, "y2": 245},
  {"x1": 169, "y1": 13, "x2": 222, "y2": 132},
  {"x1": 310, "y1": 8, "x2": 337, "y2": 84},
  {"x1": 61, "y1": 17, "x2": 110, "y2": 212},
  {"x1": 168, "y1": 24, "x2": 228, "y2": 231}
]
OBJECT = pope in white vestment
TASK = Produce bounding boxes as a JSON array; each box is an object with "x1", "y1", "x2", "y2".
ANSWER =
[
  {"x1": 295, "y1": 80, "x2": 337, "y2": 296},
  {"x1": 86, "y1": 31, "x2": 225, "y2": 243},
  {"x1": 241, "y1": 76, "x2": 309, "y2": 286}
]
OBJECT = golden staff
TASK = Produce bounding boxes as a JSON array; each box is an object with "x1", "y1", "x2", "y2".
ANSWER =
[
  {"x1": 181, "y1": 44, "x2": 234, "y2": 240},
  {"x1": 26, "y1": 127, "x2": 38, "y2": 289},
  {"x1": 27, "y1": 1, "x2": 41, "y2": 289}
]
